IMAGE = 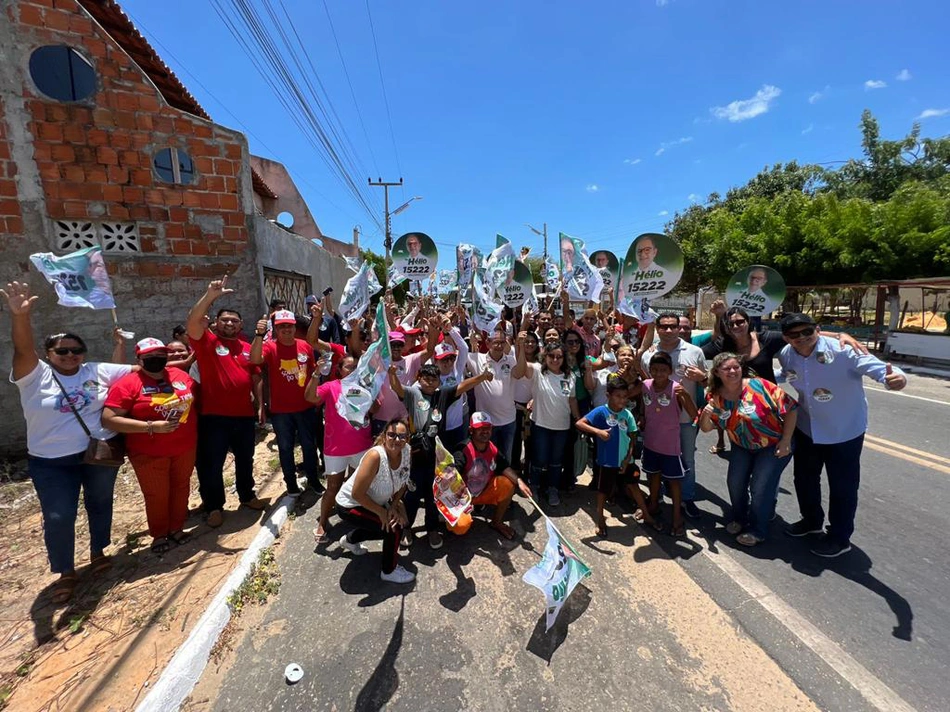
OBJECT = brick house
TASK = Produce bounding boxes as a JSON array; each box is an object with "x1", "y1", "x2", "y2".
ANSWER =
[{"x1": 0, "y1": 0, "x2": 356, "y2": 455}]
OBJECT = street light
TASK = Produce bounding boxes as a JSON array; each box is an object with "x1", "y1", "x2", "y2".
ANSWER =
[
  {"x1": 392, "y1": 195, "x2": 423, "y2": 217},
  {"x1": 525, "y1": 222, "x2": 547, "y2": 262}
]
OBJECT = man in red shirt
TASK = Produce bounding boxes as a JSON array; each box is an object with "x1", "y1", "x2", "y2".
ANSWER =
[
  {"x1": 251, "y1": 309, "x2": 317, "y2": 496},
  {"x1": 187, "y1": 277, "x2": 265, "y2": 527}
]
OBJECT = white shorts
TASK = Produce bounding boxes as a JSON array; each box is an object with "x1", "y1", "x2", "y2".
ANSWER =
[{"x1": 324, "y1": 450, "x2": 368, "y2": 475}]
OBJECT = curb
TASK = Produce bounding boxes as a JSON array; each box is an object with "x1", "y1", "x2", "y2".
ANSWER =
[{"x1": 134, "y1": 494, "x2": 296, "y2": 712}]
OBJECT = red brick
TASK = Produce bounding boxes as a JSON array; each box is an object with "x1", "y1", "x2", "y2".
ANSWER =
[
  {"x1": 164, "y1": 191, "x2": 183, "y2": 207},
  {"x1": 0, "y1": 199, "x2": 20, "y2": 216},
  {"x1": 36, "y1": 123, "x2": 63, "y2": 141},
  {"x1": 5, "y1": 216, "x2": 24, "y2": 234},
  {"x1": 169, "y1": 208, "x2": 188, "y2": 222},
  {"x1": 107, "y1": 165, "x2": 128, "y2": 183},
  {"x1": 131, "y1": 169, "x2": 152, "y2": 186},
  {"x1": 194, "y1": 157, "x2": 213, "y2": 173},
  {"x1": 129, "y1": 205, "x2": 149, "y2": 219},
  {"x1": 92, "y1": 108, "x2": 115, "y2": 127},
  {"x1": 136, "y1": 114, "x2": 153, "y2": 131},
  {"x1": 165, "y1": 223, "x2": 184, "y2": 238},
  {"x1": 63, "y1": 165, "x2": 84, "y2": 182},
  {"x1": 153, "y1": 117, "x2": 174, "y2": 134},
  {"x1": 101, "y1": 184, "x2": 123, "y2": 201},
  {"x1": 63, "y1": 201, "x2": 87, "y2": 217},
  {"x1": 39, "y1": 163, "x2": 61, "y2": 181},
  {"x1": 44, "y1": 10, "x2": 69, "y2": 31},
  {"x1": 107, "y1": 204, "x2": 129, "y2": 219},
  {"x1": 178, "y1": 264, "x2": 195, "y2": 277},
  {"x1": 157, "y1": 263, "x2": 176, "y2": 276},
  {"x1": 190, "y1": 241, "x2": 210, "y2": 256},
  {"x1": 219, "y1": 194, "x2": 238, "y2": 211},
  {"x1": 111, "y1": 133, "x2": 132, "y2": 150},
  {"x1": 43, "y1": 181, "x2": 59, "y2": 200},
  {"x1": 86, "y1": 128, "x2": 109, "y2": 146},
  {"x1": 130, "y1": 133, "x2": 151, "y2": 149},
  {"x1": 216, "y1": 242, "x2": 236, "y2": 255},
  {"x1": 0, "y1": 181, "x2": 17, "y2": 197},
  {"x1": 74, "y1": 146, "x2": 95, "y2": 163},
  {"x1": 206, "y1": 176, "x2": 225, "y2": 192},
  {"x1": 85, "y1": 38, "x2": 107, "y2": 58},
  {"x1": 144, "y1": 189, "x2": 164, "y2": 205},
  {"x1": 183, "y1": 224, "x2": 202, "y2": 239},
  {"x1": 114, "y1": 111, "x2": 136, "y2": 130},
  {"x1": 51, "y1": 144, "x2": 75, "y2": 162},
  {"x1": 222, "y1": 226, "x2": 244, "y2": 242},
  {"x1": 224, "y1": 143, "x2": 242, "y2": 159},
  {"x1": 225, "y1": 212, "x2": 244, "y2": 227},
  {"x1": 32, "y1": 144, "x2": 51, "y2": 161},
  {"x1": 78, "y1": 182, "x2": 103, "y2": 200},
  {"x1": 194, "y1": 124, "x2": 213, "y2": 139},
  {"x1": 70, "y1": 106, "x2": 93, "y2": 124},
  {"x1": 69, "y1": 15, "x2": 92, "y2": 34},
  {"x1": 173, "y1": 119, "x2": 195, "y2": 135},
  {"x1": 119, "y1": 151, "x2": 140, "y2": 167},
  {"x1": 122, "y1": 186, "x2": 144, "y2": 202},
  {"x1": 137, "y1": 262, "x2": 160, "y2": 277},
  {"x1": 45, "y1": 105, "x2": 68, "y2": 122},
  {"x1": 170, "y1": 239, "x2": 191, "y2": 255},
  {"x1": 182, "y1": 193, "x2": 201, "y2": 208},
  {"x1": 139, "y1": 95, "x2": 160, "y2": 112},
  {"x1": 59, "y1": 183, "x2": 80, "y2": 200},
  {"x1": 114, "y1": 93, "x2": 138, "y2": 112},
  {"x1": 198, "y1": 193, "x2": 220, "y2": 209},
  {"x1": 139, "y1": 237, "x2": 155, "y2": 252},
  {"x1": 213, "y1": 159, "x2": 236, "y2": 177},
  {"x1": 61, "y1": 124, "x2": 85, "y2": 144},
  {"x1": 139, "y1": 225, "x2": 158, "y2": 236},
  {"x1": 149, "y1": 207, "x2": 168, "y2": 221},
  {"x1": 86, "y1": 166, "x2": 107, "y2": 183},
  {"x1": 97, "y1": 146, "x2": 118, "y2": 165},
  {"x1": 18, "y1": 4, "x2": 43, "y2": 26},
  {"x1": 223, "y1": 178, "x2": 237, "y2": 193}
]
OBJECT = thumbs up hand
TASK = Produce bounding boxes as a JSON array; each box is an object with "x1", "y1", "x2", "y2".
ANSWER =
[
  {"x1": 255, "y1": 314, "x2": 268, "y2": 336},
  {"x1": 883, "y1": 362, "x2": 907, "y2": 391}
]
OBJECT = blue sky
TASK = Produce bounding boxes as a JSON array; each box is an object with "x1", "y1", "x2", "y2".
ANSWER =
[{"x1": 122, "y1": 0, "x2": 949, "y2": 268}]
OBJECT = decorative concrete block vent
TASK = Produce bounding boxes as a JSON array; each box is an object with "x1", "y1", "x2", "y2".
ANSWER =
[{"x1": 54, "y1": 219, "x2": 140, "y2": 253}]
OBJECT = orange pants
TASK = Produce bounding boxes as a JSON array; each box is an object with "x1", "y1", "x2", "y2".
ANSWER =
[
  {"x1": 449, "y1": 476, "x2": 515, "y2": 535},
  {"x1": 130, "y1": 448, "x2": 196, "y2": 538}
]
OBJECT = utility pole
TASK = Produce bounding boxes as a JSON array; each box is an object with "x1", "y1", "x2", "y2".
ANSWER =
[
  {"x1": 368, "y1": 177, "x2": 403, "y2": 281},
  {"x1": 525, "y1": 222, "x2": 548, "y2": 262}
]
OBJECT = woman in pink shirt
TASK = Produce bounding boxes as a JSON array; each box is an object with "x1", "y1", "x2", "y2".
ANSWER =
[{"x1": 305, "y1": 356, "x2": 376, "y2": 542}]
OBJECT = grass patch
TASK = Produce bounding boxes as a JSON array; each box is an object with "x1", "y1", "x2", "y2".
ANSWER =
[{"x1": 226, "y1": 548, "x2": 280, "y2": 616}]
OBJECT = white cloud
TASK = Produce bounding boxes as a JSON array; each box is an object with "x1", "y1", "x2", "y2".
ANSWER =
[
  {"x1": 710, "y1": 85, "x2": 781, "y2": 122},
  {"x1": 801, "y1": 123, "x2": 814, "y2": 135},
  {"x1": 808, "y1": 85, "x2": 830, "y2": 104},
  {"x1": 656, "y1": 0, "x2": 671, "y2": 6},
  {"x1": 655, "y1": 136, "x2": 693, "y2": 157},
  {"x1": 864, "y1": 79, "x2": 887, "y2": 90},
  {"x1": 896, "y1": 69, "x2": 912, "y2": 81},
  {"x1": 586, "y1": 184, "x2": 600, "y2": 193},
  {"x1": 658, "y1": 210, "x2": 669, "y2": 216},
  {"x1": 688, "y1": 193, "x2": 700, "y2": 203},
  {"x1": 917, "y1": 108, "x2": 949, "y2": 120},
  {"x1": 623, "y1": 157, "x2": 642, "y2": 165}
]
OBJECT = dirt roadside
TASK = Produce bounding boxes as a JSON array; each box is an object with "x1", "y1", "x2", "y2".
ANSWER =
[{"x1": 0, "y1": 431, "x2": 297, "y2": 712}]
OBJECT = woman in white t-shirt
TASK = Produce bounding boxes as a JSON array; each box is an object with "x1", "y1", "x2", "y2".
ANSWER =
[
  {"x1": 3, "y1": 281, "x2": 131, "y2": 603},
  {"x1": 511, "y1": 330, "x2": 539, "y2": 473},
  {"x1": 335, "y1": 418, "x2": 414, "y2": 584},
  {"x1": 512, "y1": 332, "x2": 579, "y2": 507}
]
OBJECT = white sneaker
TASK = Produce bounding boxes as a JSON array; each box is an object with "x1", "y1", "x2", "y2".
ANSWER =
[
  {"x1": 380, "y1": 565, "x2": 415, "y2": 584},
  {"x1": 339, "y1": 534, "x2": 367, "y2": 556},
  {"x1": 547, "y1": 488, "x2": 561, "y2": 506}
]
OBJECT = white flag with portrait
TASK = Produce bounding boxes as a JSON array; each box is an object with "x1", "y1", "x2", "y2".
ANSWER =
[
  {"x1": 338, "y1": 262, "x2": 382, "y2": 323},
  {"x1": 30, "y1": 246, "x2": 116, "y2": 310}
]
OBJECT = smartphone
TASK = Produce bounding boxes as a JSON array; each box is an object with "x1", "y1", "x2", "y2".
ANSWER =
[{"x1": 322, "y1": 286, "x2": 334, "y2": 296}]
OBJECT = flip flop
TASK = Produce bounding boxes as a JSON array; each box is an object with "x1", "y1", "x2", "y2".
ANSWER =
[
  {"x1": 313, "y1": 527, "x2": 329, "y2": 544},
  {"x1": 151, "y1": 538, "x2": 172, "y2": 555},
  {"x1": 52, "y1": 574, "x2": 78, "y2": 604},
  {"x1": 90, "y1": 554, "x2": 112, "y2": 575},
  {"x1": 169, "y1": 531, "x2": 191, "y2": 546}
]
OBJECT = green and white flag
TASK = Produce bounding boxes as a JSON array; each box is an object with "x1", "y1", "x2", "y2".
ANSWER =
[
  {"x1": 543, "y1": 257, "x2": 560, "y2": 292},
  {"x1": 471, "y1": 268, "x2": 503, "y2": 334},
  {"x1": 437, "y1": 269, "x2": 458, "y2": 294},
  {"x1": 30, "y1": 246, "x2": 116, "y2": 310},
  {"x1": 339, "y1": 262, "x2": 382, "y2": 323},
  {"x1": 523, "y1": 519, "x2": 591, "y2": 631},
  {"x1": 484, "y1": 235, "x2": 515, "y2": 296},
  {"x1": 559, "y1": 232, "x2": 604, "y2": 303},
  {"x1": 335, "y1": 301, "x2": 391, "y2": 427},
  {"x1": 387, "y1": 263, "x2": 408, "y2": 288}
]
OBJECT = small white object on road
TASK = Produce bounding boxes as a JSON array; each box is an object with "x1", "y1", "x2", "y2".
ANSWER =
[{"x1": 284, "y1": 663, "x2": 304, "y2": 684}]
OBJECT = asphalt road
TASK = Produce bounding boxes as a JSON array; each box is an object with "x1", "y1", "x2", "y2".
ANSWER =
[{"x1": 681, "y1": 374, "x2": 950, "y2": 712}]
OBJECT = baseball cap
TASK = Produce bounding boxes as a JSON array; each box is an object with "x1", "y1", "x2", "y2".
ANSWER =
[
  {"x1": 273, "y1": 309, "x2": 296, "y2": 325},
  {"x1": 403, "y1": 326, "x2": 422, "y2": 336},
  {"x1": 389, "y1": 331, "x2": 406, "y2": 343},
  {"x1": 779, "y1": 313, "x2": 816, "y2": 333},
  {"x1": 135, "y1": 337, "x2": 167, "y2": 356},
  {"x1": 434, "y1": 343, "x2": 457, "y2": 360},
  {"x1": 304, "y1": 294, "x2": 318, "y2": 306},
  {"x1": 470, "y1": 412, "x2": 493, "y2": 429}
]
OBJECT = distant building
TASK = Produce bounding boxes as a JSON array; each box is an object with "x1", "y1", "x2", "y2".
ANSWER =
[{"x1": 0, "y1": 0, "x2": 356, "y2": 454}]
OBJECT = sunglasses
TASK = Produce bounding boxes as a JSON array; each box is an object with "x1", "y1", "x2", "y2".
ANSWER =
[
  {"x1": 565, "y1": 340, "x2": 581, "y2": 345},
  {"x1": 786, "y1": 327, "x2": 816, "y2": 339},
  {"x1": 546, "y1": 354, "x2": 564, "y2": 360},
  {"x1": 657, "y1": 324, "x2": 678, "y2": 331},
  {"x1": 386, "y1": 432, "x2": 409, "y2": 442},
  {"x1": 729, "y1": 319, "x2": 748, "y2": 328},
  {"x1": 51, "y1": 347, "x2": 86, "y2": 356}
]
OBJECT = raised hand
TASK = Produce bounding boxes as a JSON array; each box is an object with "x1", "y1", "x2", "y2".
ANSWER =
[
  {"x1": 206, "y1": 275, "x2": 234, "y2": 301},
  {"x1": 710, "y1": 299, "x2": 726, "y2": 317},
  {"x1": 884, "y1": 362, "x2": 907, "y2": 391},
  {"x1": 255, "y1": 313, "x2": 268, "y2": 335},
  {"x1": 0, "y1": 281, "x2": 39, "y2": 315}
]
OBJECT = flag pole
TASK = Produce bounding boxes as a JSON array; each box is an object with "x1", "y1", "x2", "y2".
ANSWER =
[{"x1": 523, "y1": 492, "x2": 591, "y2": 568}]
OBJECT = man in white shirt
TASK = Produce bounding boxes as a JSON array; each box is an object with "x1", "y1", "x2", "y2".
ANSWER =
[
  {"x1": 640, "y1": 312, "x2": 707, "y2": 518},
  {"x1": 467, "y1": 327, "x2": 517, "y2": 460}
]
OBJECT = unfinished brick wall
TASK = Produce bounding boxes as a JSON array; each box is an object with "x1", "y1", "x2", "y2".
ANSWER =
[{"x1": 0, "y1": 0, "x2": 264, "y2": 455}]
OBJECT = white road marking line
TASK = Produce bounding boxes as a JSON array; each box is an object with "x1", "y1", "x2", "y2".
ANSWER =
[
  {"x1": 865, "y1": 387, "x2": 950, "y2": 407},
  {"x1": 700, "y1": 546, "x2": 917, "y2": 712}
]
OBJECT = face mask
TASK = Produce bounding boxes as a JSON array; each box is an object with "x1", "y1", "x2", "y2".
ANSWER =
[{"x1": 142, "y1": 356, "x2": 168, "y2": 372}]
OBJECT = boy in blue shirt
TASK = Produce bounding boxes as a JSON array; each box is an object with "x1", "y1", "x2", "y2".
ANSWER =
[{"x1": 577, "y1": 377, "x2": 658, "y2": 537}]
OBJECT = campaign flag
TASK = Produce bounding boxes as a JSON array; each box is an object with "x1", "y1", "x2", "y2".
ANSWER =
[
  {"x1": 387, "y1": 263, "x2": 408, "y2": 288},
  {"x1": 484, "y1": 236, "x2": 516, "y2": 296},
  {"x1": 338, "y1": 262, "x2": 382, "y2": 324},
  {"x1": 524, "y1": 283, "x2": 540, "y2": 315},
  {"x1": 559, "y1": 232, "x2": 604, "y2": 303},
  {"x1": 437, "y1": 269, "x2": 458, "y2": 294},
  {"x1": 344, "y1": 255, "x2": 362, "y2": 273},
  {"x1": 30, "y1": 246, "x2": 116, "y2": 310},
  {"x1": 335, "y1": 301, "x2": 391, "y2": 427},
  {"x1": 433, "y1": 438, "x2": 473, "y2": 527},
  {"x1": 617, "y1": 294, "x2": 657, "y2": 323},
  {"x1": 471, "y1": 269, "x2": 503, "y2": 334},
  {"x1": 543, "y1": 258, "x2": 561, "y2": 293},
  {"x1": 523, "y1": 519, "x2": 592, "y2": 631}
]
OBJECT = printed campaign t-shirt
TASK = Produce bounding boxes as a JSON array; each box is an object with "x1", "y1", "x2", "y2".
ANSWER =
[
  {"x1": 315, "y1": 379, "x2": 373, "y2": 456},
  {"x1": 524, "y1": 362, "x2": 576, "y2": 431},
  {"x1": 586, "y1": 404, "x2": 638, "y2": 468},
  {"x1": 12, "y1": 360, "x2": 132, "y2": 458},
  {"x1": 261, "y1": 339, "x2": 314, "y2": 413},
  {"x1": 189, "y1": 331, "x2": 259, "y2": 417},
  {"x1": 641, "y1": 378, "x2": 682, "y2": 456},
  {"x1": 104, "y1": 367, "x2": 197, "y2": 457},
  {"x1": 467, "y1": 352, "x2": 517, "y2": 427}
]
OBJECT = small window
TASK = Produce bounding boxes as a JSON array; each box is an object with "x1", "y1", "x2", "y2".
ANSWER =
[
  {"x1": 153, "y1": 147, "x2": 195, "y2": 185},
  {"x1": 29, "y1": 45, "x2": 97, "y2": 102}
]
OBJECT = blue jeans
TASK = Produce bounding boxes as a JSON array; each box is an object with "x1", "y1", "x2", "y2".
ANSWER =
[
  {"x1": 726, "y1": 444, "x2": 792, "y2": 539},
  {"x1": 29, "y1": 451, "x2": 119, "y2": 574},
  {"x1": 490, "y1": 421, "x2": 516, "y2": 463},
  {"x1": 197, "y1": 415, "x2": 257, "y2": 511},
  {"x1": 271, "y1": 408, "x2": 318, "y2": 488},
  {"x1": 793, "y1": 430, "x2": 864, "y2": 544},
  {"x1": 529, "y1": 424, "x2": 568, "y2": 492},
  {"x1": 679, "y1": 423, "x2": 698, "y2": 501}
]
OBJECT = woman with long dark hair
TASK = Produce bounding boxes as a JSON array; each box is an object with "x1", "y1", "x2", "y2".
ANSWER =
[
  {"x1": 562, "y1": 328, "x2": 596, "y2": 490},
  {"x1": 511, "y1": 330, "x2": 540, "y2": 473},
  {"x1": 3, "y1": 281, "x2": 131, "y2": 603}
]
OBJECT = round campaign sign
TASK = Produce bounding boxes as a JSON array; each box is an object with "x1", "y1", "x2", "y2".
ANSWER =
[
  {"x1": 392, "y1": 232, "x2": 438, "y2": 282},
  {"x1": 725, "y1": 265, "x2": 786, "y2": 316},
  {"x1": 498, "y1": 260, "x2": 533, "y2": 307},
  {"x1": 619, "y1": 233, "x2": 683, "y2": 301},
  {"x1": 589, "y1": 249, "x2": 620, "y2": 297}
]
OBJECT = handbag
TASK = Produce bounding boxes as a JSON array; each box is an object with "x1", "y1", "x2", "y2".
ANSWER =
[{"x1": 51, "y1": 371, "x2": 126, "y2": 467}]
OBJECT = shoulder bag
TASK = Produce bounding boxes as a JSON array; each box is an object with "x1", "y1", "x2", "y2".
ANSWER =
[{"x1": 51, "y1": 371, "x2": 126, "y2": 467}]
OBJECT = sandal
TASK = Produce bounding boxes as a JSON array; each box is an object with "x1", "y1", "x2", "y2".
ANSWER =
[
  {"x1": 90, "y1": 554, "x2": 113, "y2": 575},
  {"x1": 151, "y1": 537, "x2": 172, "y2": 555},
  {"x1": 490, "y1": 521, "x2": 515, "y2": 540},
  {"x1": 169, "y1": 531, "x2": 191, "y2": 546},
  {"x1": 52, "y1": 574, "x2": 78, "y2": 604},
  {"x1": 595, "y1": 524, "x2": 607, "y2": 539},
  {"x1": 313, "y1": 526, "x2": 329, "y2": 544}
]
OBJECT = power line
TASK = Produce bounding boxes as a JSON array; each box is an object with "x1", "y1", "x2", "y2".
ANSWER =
[{"x1": 365, "y1": 0, "x2": 402, "y2": 179}]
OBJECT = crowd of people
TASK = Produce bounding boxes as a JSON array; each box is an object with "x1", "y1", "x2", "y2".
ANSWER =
[{"x1": 2, "y1": 272, "x2": 907, "y2": 600}]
